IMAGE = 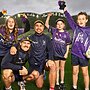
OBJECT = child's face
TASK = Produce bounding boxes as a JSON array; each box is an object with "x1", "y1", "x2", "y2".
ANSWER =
[
  {"x1": 7, "y1": 17, "x2": 15, "y2": 30},
  {"x1": 77, "y1": 14, "x2": 88, "y2": 27},
  {"x1": 56, "y1": 21, "x2": 65, "y2": 30}
]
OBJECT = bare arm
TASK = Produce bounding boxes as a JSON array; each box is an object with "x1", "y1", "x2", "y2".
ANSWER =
[
  {"x1": 45, "y1": 12, "x2": 53, "y2": 29},
  {"x1": 64, "y1": 45, "x2": 70, "y2": 59}
]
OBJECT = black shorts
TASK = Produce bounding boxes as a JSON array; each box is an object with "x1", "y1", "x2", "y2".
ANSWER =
[
  {"x1": 71, "y1": 54, "x2": 89, "y2": 67},
  {"x1": 53, "y1": 56, "x2": 66, "y2": 61},
  {"x1": 13, "y1": 71, "x2": 23, "y2": 81},
  {"x1": 0, "y1": 56, "x2": 4, "y2": 72},
  {"x1": 28, "y1": 64, "x2": 45, "y2": 75}
]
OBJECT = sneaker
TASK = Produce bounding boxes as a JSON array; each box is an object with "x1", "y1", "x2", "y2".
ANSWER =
[
  {"x1": 3, "y1": 86, "x2": 12, "y2": 90},
  {"x1": 71, "y1": 87, "x2": 77, "y2": 90},
  {"x1": 18, "y1": 81, "x2": 26, "y2": 90},
  {"x1": 55, "y1": 85, "x2": 60, "y2": 90},
  {"x1": 60, "y1": 83, "x2": 65, "y2": 90}
]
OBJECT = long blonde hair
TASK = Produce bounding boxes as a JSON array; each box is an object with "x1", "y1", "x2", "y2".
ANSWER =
[{"x1": 5, "y1": 16, "x2": 18, "y2": 42}]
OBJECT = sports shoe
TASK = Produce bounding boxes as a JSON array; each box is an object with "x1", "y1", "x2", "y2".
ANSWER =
[
  {"x1": 71, "y1": 87, "x2": 77, "y2": 90},
  {"x1": 55, "y1": 85, "x2": 60, "y2": 90},
  {"x1": 60, "y1": 83, "x2": 65, "y2": 90},
  {"x1": 18, "y1": 81, "x2": 26, "y2": 90},
  {"x1": 3, "y1": 86, "x2": 12, "y2": 90}
]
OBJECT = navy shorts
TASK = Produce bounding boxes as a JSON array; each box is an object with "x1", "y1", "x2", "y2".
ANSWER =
[
  {"x1": 53, "y1": 56, "x2": 66, "y2": 61},
  {"x1": 71, "y1": 54, "x2": 89, "y2": 67},
  {"x1": 28, "y1": 64, "x2": 45, "y2": 75},
  {"x1": 13, "y1": 71, "x2": 23, "y2": 81}
]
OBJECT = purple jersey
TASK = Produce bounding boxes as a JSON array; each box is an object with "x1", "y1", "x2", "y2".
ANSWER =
[
  {"x1": 65, "y1": 11, "x2": 90, "y2": 59},
  {"x1": 0, "y1": 27, "x2": 24, "y2": 56},
  {"x1": 49, "y1": 26, "x2": 71, "y2": 58}
]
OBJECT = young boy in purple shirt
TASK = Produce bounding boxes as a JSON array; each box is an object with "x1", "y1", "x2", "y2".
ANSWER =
[
  {"x1": 45, "y1": 12, "x2": 71, "y2": 90},
  {"x1": 58, "y1": 0, "x2": 90, "y2": 90}
]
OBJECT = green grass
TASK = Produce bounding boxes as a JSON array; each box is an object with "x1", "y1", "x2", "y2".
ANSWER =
[{"x1": 0, "y1": 53, "x2": 88, "y2": 90}]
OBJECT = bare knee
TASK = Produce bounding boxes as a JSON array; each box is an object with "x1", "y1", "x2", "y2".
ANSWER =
[
  {"x1": 2, "y1": 69, "x2": 13, "y2": 79},
  {"x1": 60, "y1": 65, "x2": 64, "y2": 71},
  {"x1": 73, "y1": 69, "x2": 79, "y2": 76},
  {"x1": 32, "y1": 70, "x2": 39, "y2": 79},
  {"x1": 2, "y1": 69, "x2": 14, "y2": 82},
  {"x1": 82, "y1": 70, "x2": 89, "y2": 77},
  {"x1": 49, "y1": 64, "x2": 56, "y2": 71},
  {"x1": 27, "y1": 70, "x2": 39, "y2": 80}
]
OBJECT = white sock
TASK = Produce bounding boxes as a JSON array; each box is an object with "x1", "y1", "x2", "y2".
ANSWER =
[
  {"x1": 5, "y1": 86, "x2": 12, "y2": 90},
  {"x1": 73, "y1": 85, "x2": 77, "y2": 89},
  {"x1": 56, "y1": 83, "x2": 59, "y2": 85},
  {"x1": 85, "y1": 88, "x2": 89, "y2": 90},
  {"x1": 60, "y1": 81, "x2": 64, "y2": 84}
]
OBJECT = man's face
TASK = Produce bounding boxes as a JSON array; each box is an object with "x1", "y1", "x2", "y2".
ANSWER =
[
  {"x1": 77, "y1": 14, "x2": 88, "y2": 27},
  {"x1": 20, "y1": 41, "x2": 31, "y2": 51},
  {"x1": 7, "y1": 17, "x2": 15, "y2": 30},
  {"x1": 34, "y1": 23, "x2": 44, "y2": 34}
]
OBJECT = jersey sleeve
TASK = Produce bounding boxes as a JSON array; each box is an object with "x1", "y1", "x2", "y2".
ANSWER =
[
  {"x1": 64, "y1": 11, "x2": 77, "y2": 32},
  {"x1": 49, "y1": 26, "x2": 56, "y2": 35},
  {"x1": 21, "y1": 17, "x2": 30, "y2": 33},
  {"x1": 18, "y1": 17, "x2": 30, "y2": 35},
  {"x1": 1, "y1": 52, "x2": 22, "y2": 71}
]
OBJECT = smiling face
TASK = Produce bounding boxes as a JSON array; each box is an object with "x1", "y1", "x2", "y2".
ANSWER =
[
  {"x1": 20, "y1": 40, "x2": 31, "y2": 52},
  {"x1": 77, "y1": 12, "x2": 88, "y2": 27},
  {"x1": 56, "y1": 21, "x2": 65, "y2": 30},
  {"x1": 34, "y1": 22, "x2": 44, "y2": 34},
  {"x1": 7, "y1": 17, "x2": 15, "y2": 30}
]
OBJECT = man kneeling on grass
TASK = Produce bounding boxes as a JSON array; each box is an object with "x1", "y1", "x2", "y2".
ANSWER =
[{"x1": 1, "y1": 37, "x2": 32, "y2": 90}]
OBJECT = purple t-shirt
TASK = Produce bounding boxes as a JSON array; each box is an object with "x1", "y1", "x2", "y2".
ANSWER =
[
  {"x1": 0, "y1": 27, "x2": 24, "y2": 56},
  {"x1": 65, "y1": 11, "x2": 90, "y2": 59},
  {"x1": 49, "y1": 26, "x2": 71, "y2": 58}
]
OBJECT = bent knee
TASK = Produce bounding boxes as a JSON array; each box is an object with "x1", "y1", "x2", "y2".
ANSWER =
[
  {"x1": 49, "y1": 65, "x2": 56, "y2": 71},
  {"x1": 32, "y1": 71, "x2": 39, "y2": 78},
  {"x1": 73, "y1": 70, "x2": 79, "y2": 75},
  {"x1": 82, "y1": 71, "x2": 89, "y2": 76},
  {"x1": 60, "y1": 66, "x2": 64, "y2": 71},
  {"x1": 2, "y1": 69, "x2": 13, "y2": 79}
]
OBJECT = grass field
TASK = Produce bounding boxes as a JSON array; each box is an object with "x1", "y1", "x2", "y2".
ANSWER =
[{"x1": 0, "y1": 53, "x2": 88, "y2": 90}]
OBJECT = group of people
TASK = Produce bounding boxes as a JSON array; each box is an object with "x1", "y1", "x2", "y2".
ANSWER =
[{"x1": 0, "y1": 0, "x2": 90, "y2": 90}]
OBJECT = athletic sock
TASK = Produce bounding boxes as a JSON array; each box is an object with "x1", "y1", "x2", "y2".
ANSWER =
[
  {"x1": 49, "y1": 87, "x2": 54, "y2": 90},
  {"x1": 5, "y1": 86, "x2": 12, "y2": 90},
  {"x1": 85, "y1": 88, "x2": 89, "y2": 90},
  {"x1": 73, "y1": 86, "x2": 77, "y2": 89}
]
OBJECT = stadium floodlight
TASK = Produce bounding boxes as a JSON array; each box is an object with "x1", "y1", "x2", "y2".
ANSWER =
[
  {"x1": 5, "y1": 16, "x2": 10, "y2": 20},
  {"x1": 17, "y1": 14, "x2": 20, "y2": 17},
  {"x1": 36, "y1": 14, "x2": 39, "y2": 18},
  {"x1": 14, "y1": 16, "x2": 16, "y2": 18},
  {"x1": 33, "y1": 14, "x2": 35, "y2": 17},
  {"x1": 58, "y1": 13, "x2": 61, "y2": 16},
  {"x1": 55, "y1": 12, "x2": 57, "y2": 16}
]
